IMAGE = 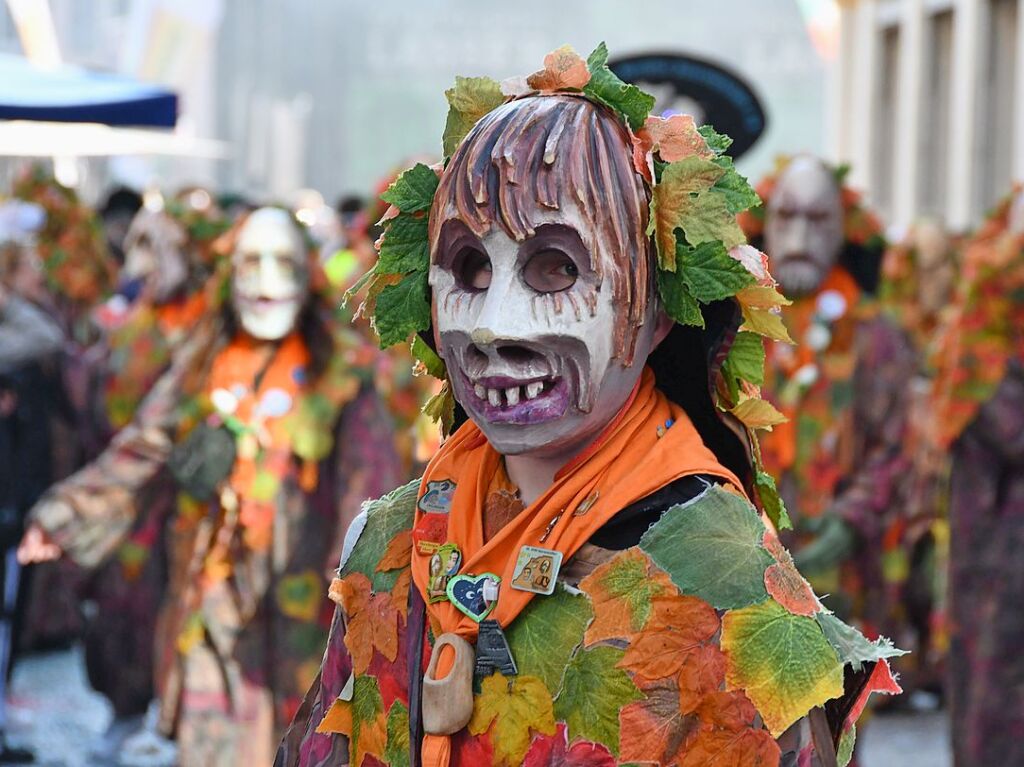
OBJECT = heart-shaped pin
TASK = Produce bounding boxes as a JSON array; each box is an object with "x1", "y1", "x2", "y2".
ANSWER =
[{"x1": 446, "y1": 573, "x2": 500, "y2": 623}]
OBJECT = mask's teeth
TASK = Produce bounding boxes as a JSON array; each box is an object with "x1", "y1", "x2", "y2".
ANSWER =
[
  {"x1": 488, "y1": 388, "x2": 502, "y2": 407},
  {"x1": 474, "y1": 383, "x2": 486, "y2": 399},
  {"x1": 505, "y1": 387, "x2": 520, "y2": 406},
  {"x1": 526, "y1": 381, "x2": 544, "y2": 400}
]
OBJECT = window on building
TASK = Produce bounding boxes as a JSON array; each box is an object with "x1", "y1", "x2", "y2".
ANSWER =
[
  {"x1": 919, "y1": 10, "x2": 955, "y2": 217},
  {"x1": 976, "y1": 0, "x2": 1018, "y2": 215},
  {"x1": 874, "y1": 25, "x2": 901, "y2": 220}
]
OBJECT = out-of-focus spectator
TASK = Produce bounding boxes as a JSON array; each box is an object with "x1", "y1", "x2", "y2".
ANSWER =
[{"x1": 99, "y1": 187, "x2": 143, "y2": 266}]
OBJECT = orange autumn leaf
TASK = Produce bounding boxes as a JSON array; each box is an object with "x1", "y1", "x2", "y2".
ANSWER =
[
  {"x1": 316, "y1": 698, "x2": 353, "y2": 735},
  {"x1": 579, "y1": 548, "x2": 676, "y2": 645},
  {"x1": 678, "y1": 691, "x2": 781, "y2": 767},
  {"x1": 526, "y1": 45, "x2": 591, "y2": 92},
  {"x1": 618, "y1": 595, "x2": 725, "y2": 712},
  {"x1": 339, "y1": 573, "x2": 400, "y2": 674},
  {"x1": 337, "y1": 572, "x2": 371, "y2": 615},
  {"x1": 390, "y1": 568, "x2": 411, "y2": 621},
  {"x1": 618, "y1": 677, "x2": 701, "y2": 765},
  {"x1": 376, "y1": 529, "x2": 413, "y2": 572},
  {"x1": 356, "y1": 711, "x2": 388, "y2": 766},
  {"x1": 731, "y1": 395, "x2": 788, "y2": 431},
  {"x1": 762, "y1": 532, "x2": 822, "y2": 617},
  {"x1": 638, "y1": 114, "x2": 714, "y2": 163}
]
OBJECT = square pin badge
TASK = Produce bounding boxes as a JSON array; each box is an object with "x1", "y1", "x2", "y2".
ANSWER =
[{"x1": 510, "y1": 545, "x2": 563, "y2": 595}]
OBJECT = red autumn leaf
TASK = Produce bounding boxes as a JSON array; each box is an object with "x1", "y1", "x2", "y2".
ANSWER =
[
  {"x1": 450, "y1": 726, "x2": 494, "y2": 765},
  {"x1": 525, "y1": 45, "x2": 591, "y2": 92},
  {"x1": 694, "y1": 690, "x2": 758, "y2": 731},
  {"x1": 619, "y1": 677, "x2": 702, "y2": 764},
  {"x1": 339, "y1": 573, "x2": 400, "y2": 675},
  {"x1": 677, "y1": 691, "x2": 781, "y2": 766},
  {"x1": 762, "y1": 532, "x2": 822, "y2": 617},
  {"x1": 618, "y1": 595, "x2": 725, "y2": 711},
  {"x1": 522, "y1": 723, "x2": 616, "y2": 767},
  {"x1": 638, "y1": 114, "x2": 714, "y2": 163},
  {"x1": 847, "y1": 659, "x2": 903, "y2": 725}
]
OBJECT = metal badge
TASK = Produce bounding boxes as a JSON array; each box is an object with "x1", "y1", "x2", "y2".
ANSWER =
[
  {"x1": 446, "y1": 573, "x2": 500, "y2": 622},
  {"x1": 510, "y1": 545, "x2": 562, "y2": 595},
  {"x1": 426, "y1": 543, "x2": 462, "y2": 603},
  {"x1": 475, "y1": 620, "x2": 518, "y2": 677}
]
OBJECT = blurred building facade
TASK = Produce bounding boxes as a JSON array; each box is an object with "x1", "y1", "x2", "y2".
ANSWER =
[{"x1": 833, "y1": 0, "x2": 1023, "y2": 230}]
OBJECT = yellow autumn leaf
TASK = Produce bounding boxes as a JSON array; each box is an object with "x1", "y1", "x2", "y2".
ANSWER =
[
  {"x1": 468, "y1": 673, "x2": 556, "y2": 765},
  {"x1": 731, "y1": 395, "x2": 788, "y2": 431},
  {"x1": 740, "y1": 305, "x2": 794, "y2": 344}
]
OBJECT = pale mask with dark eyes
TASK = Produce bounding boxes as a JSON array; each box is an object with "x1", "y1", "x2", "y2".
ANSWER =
[
  {"x1": 231, "y1": 207, "x2": 309, "y2": 341},
  {"x1": 765, "y1": 156, "x2": 843, "y2": 297},
  {"x1": 430, "y1": 206, "x2": 669, "y2": 459},
  {"x1": 123, "y1": 209, "x2": 188, "y2": 303}
]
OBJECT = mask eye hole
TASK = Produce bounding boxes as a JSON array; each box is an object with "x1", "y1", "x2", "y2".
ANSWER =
[
  {"x1": 523, "y1": 249, "x2": 578, "y2": 293},
  {"x1": 454, "y1": 246, "x2": 492, "y2": 291}
]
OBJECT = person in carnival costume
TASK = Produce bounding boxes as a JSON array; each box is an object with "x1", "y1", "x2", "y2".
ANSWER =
[
  {"x1": 279, "y1": 45, "x2": 903, "y2": 767},
  {"x1": 930, "y1": 188, "x2": 1024, "y2": 767},
  {"x1": 741, "y1": 157, "x2": 917, "y2": 630},
  {"x1": 20, "y1": 207, "x2": 403, "y2": 765}
]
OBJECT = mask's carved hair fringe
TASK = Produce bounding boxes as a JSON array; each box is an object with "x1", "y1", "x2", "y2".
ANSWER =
[{"x1": 430, "y1": 95, "x2": 653, "y2": 363}]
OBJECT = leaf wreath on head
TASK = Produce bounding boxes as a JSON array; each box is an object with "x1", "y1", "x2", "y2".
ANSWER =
[{"x1": 351, "y1": 42, "x2": 795, "y2": 529}]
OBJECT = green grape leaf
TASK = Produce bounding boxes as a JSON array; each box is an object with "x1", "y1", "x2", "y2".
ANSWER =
[
  {"x1": 411, "y1": 335, "x2": 446, "y2": 379},
  {"x1": 711, "y1": 155, "x2": 761, "y2": 215},
  {"x1": 657, "y1": 267, "x2": 704, "y2": 327},
  {"x1": 837, "y1": 723, "x2": 856, "y2": 767},
  {"x1": 377, "y1": 214, "x2": 429, "y2": 274},
  {"x1": 443, "y1": 76, "x2": 505, "y2": 158},
  {"x1": 339, "y1": 480, "x2": 419, "y2": 591},
  {"x1": 724, "y1": 331, "x2": 766, "y2": 387},
  {"x1": 677, "y1": 240, "x2": 756, "y2": 303},
  {"x1": 698, "y1": 124, "x2": 733, "y2": 155},
  {"x1": 380, "y1": 163, "x2": 438, "y2": 213},
  {"x1": 373, "y1": 270, "x2": 431, "y2": 348},
  {"x1": 815, "y1": 612, "x2": 908, "y2": 672},
  {"x1": 506, "y1": 585, "x2": 593, "y2": 694},
  {"x1": 554, "y1": 645, "x2": 642, "y2": 756},
  {"x1": 384, "y1": 700, "x2": 411, "y2": 767},
  {"x1": 639, "y1": 485, "x2": 773, "y2": 609},
  {"x1": 755, "y1": 470, "x2": 792, "y2": 531},
  {"x1": 584, "y1": 42, "x2": 655, "y2": 132},
  {"x1": 722, "y1": 599, "x2": 844, "y2": 737}
]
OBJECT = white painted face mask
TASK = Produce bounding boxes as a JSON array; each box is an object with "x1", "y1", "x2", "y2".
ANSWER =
[
  {"x1": 230, "y1": 207, "x2": 309, "y2": 341},
  {"x1": 764, "y1": 156, "x2": 844, "y2": 298},
  {"x1": 123, "y1": 209, "x2": 188, "y2": 303},
  {"x1": 430, "y1": 206, "x2": 661, "y2": 459}
]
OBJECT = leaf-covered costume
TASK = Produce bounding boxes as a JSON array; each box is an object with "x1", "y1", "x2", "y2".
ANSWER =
[
  {"x1": 29, "y1": 257, "x2": 404, "y2": 765},
  {"x1": 745, "y1": 166, "x2": 919, "y2": 646},
  {"x1": 279, "y1": 45, "x2": 901, "y2": 767},
  {"x1": 930, "y1": 194, "x2": 1024, "y2": 767}
]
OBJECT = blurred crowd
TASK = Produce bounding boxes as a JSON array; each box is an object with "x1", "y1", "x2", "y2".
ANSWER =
[{"x1": 0, "y1": 152, "x2": 1020, "y2": 766}]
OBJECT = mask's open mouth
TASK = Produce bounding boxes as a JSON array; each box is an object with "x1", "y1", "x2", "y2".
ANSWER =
[{"x1": 463, "y1": 373, "x2": 570, "y2": 425}]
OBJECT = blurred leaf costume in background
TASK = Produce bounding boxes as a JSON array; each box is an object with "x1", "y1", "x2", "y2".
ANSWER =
[
  {"x1": 279, "y1": 45, "x2": 902, "y2": 767},
  {"x1": 742, "y1": 158, "x2": 919, "y2": 657},
  {"x1": 28, "y1": 208, "x2": 403, "y2": 765},
  {"x1": 930, "y1": 190, "x2": 1024, "y2": 767}
]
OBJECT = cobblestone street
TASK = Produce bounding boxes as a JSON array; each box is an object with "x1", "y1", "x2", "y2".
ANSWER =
[{"x1": 0, "y1": 646, "x2": 954, "y2": 766}]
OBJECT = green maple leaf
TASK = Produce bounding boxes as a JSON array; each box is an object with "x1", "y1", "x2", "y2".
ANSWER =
[
  {"x1": 339, "y1": 480, "x2": 418, "y2": 591},
  {"x1": 384, "y1": 700, "x2": 411, "y2": 767},
  {"x1": 554, "y1": 645, "x2": 642, "y2": 756},
  {"x1": 422, "y1": 381, "x2": 455, "y2": 435},
  {"x1": 677, "y1": 240, "x2": 755, "y2": 303},
  {"x1": 711, "y1": 155, "x2": 761, "y2": 214},
  {"x1": 755, "y1": 470, "x2": 792, "y2": 531},
  {"x1": 639, "y1": 485, "x2": 773, "y2": 609},
  {"x1": 837, "y1": 723, "x2": 857, "y2": 767},
  {"x1": 350, "y1": 675, "x2": 384, "y2": 762},
  {"x1": 377, "y1": 214, "x2": 429, "y2": 274},
  {"x1": 380, "y1": 163, "x2": 438, "y2": 213},
  {"x1": 373, "y1": 270, "x2": 431, "y2": 348},
  {"x1": 506, "y1": 585, "x2": 592, "y2": 694},
  {"x1": 443, "y1": 76, "x2": 505, "y2": 158},
  {"x1": 815, "y1": 612, "x2": 907, "y2": 672},
  {"x1": 698, "y1": 124, "x2": 733, "y2": 154},
  {"x1": 723, "y1": 332, "x2": 765, "y2": 387},
  {"x1": 656, "y1": 267, "x2": 704, "y2": 327},
  {"x1": 583, "y1": 42, "x2": 655, "y2": 132},
  {"x1": 721, "y1": 599, "x2": 844, "y2": 737}
]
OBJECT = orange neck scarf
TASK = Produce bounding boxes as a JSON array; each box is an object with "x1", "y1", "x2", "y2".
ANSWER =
[{"x1": 412, "y1": 367, "x2": 742, "y2": 766}]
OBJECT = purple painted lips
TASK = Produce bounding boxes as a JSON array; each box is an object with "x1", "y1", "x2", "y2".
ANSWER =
[{"x1": 463, "y1": 374, "x2": 570, "y2": 424}]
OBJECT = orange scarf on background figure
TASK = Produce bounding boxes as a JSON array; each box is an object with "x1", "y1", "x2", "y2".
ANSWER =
[{"x1": 412, "y1": 367, "x2": 743, "y2": 767}]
